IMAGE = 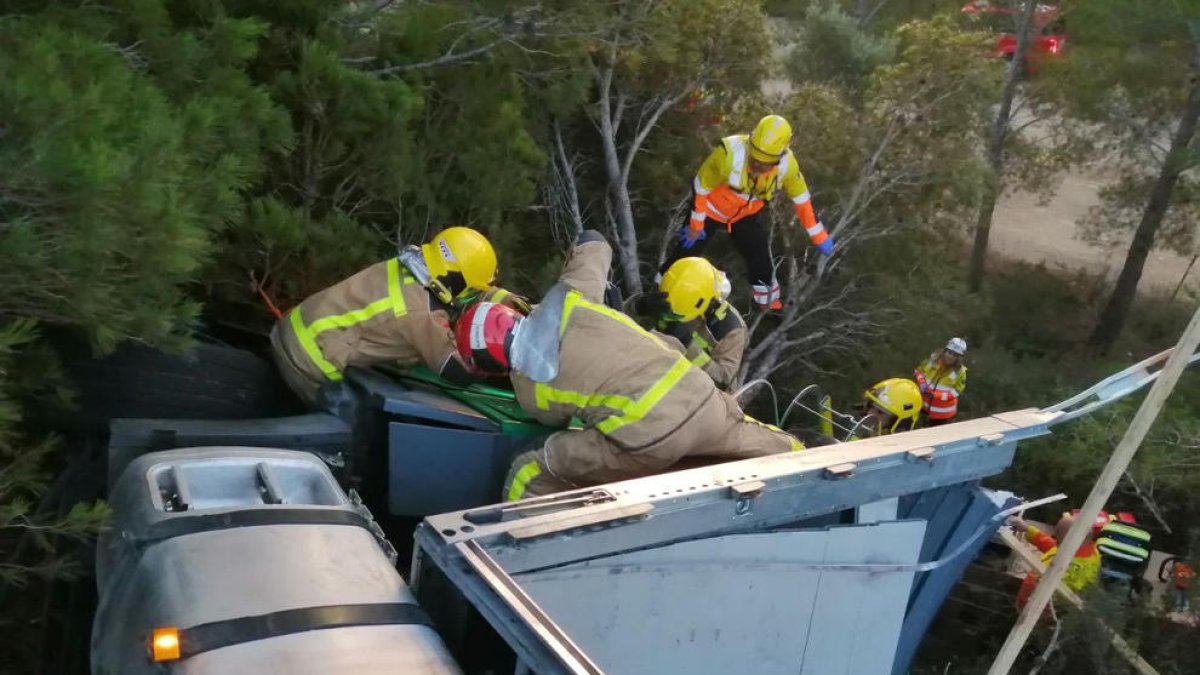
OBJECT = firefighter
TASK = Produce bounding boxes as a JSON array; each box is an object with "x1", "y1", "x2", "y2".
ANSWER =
[
  {"x1": 271, "y1": 226, "x2": 510, "y2": 407},
  {"x1": 1096, "y1": 513, "x2": 1153, "y2": 593},
  {"x1": 456, "y1": 231, "x2": 804, "y2": 500},
  {"x1": 1009, "y1": 512, "x2": 1103, "y2": 606},
  {"x1": 637, "y1": 257, "x2": 747, "y2": 391},
  {"x1": 661, "y1": 114, "x2": 833, "y2": 311},
  {"x1": 860, "y1": 378, "x2": 923, "y2": 437},
  {"x1": 914, "y1": 337, "x2": 968, "y2": 425}
]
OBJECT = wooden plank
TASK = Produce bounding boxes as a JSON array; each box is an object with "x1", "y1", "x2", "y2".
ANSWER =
[{"x1": 996, "y1": 529, "x2": 1158, "y2": 675}]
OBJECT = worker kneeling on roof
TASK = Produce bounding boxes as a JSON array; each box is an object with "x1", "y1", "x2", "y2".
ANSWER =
[
  {"x1": 456, "y1": 230, "x2": 804, "y2": 501},
  {"x1": 634, "y1": 257, "x2": 747, "y2": 391},
  {"x1": 860, "y1": 378, "x2": 923, "y2": 437},
  {"x1": 271, "y1": 226, "x2": 527, "y2": 407}
]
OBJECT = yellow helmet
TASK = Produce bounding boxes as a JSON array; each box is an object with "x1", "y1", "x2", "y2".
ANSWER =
[
  {"x1": 749, "y1": 114, "x2": 793, "y2": 163},
  {"x1": 659, "y1": 257, "x2": 722, "y2": 321},
  {"x1": 420, "y1": 226, "x2": 498, "y2": 304},
  {"x1": 863, "y1": 378, "x2": 922, "y2": 435}
]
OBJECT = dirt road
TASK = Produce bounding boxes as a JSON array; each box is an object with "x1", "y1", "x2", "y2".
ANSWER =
[{"x1": 991, "y1": 172, "x2": 1198, "y2": 293}]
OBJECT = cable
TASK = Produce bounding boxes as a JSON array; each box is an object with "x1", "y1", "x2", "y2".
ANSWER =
[{"x1": 733, "y1": 379, "x2": 780, "y2": 425}]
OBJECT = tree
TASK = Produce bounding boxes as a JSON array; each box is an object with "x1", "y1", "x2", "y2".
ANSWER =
[
  {"x1": 966, "y1": 0, "x2": 1038, "y2": 292},
  {"x1": 785, "y1": 2, "x2": 898, "y2": 95},
  {"x1": 1065, "y1": 1, "x2": 1200, "y2": 347},
  {"x1": 584, "y1": 0, "x2": 771, "y2": 294},
  {"x1": 740, "y1": 15, "x2": 1000, "y2": 385},
  {"x1": 0, "y1": 12, "x2": 287, "y2": 350}
]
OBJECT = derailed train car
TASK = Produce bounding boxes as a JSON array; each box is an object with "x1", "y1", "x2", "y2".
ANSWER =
[{"x1": 91, "y1": 447, "x2": 460, "y2": 674}]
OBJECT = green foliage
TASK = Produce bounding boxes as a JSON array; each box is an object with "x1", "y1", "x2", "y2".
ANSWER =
[
  {"x1": 0, "y1": 320, "x2": 108, "y2": 590},
  {"x1": 1047, "y1": 0, "x2": 1200, "y2": 258},
  {"x1": 785, "y1": 2, "x2": 898, "y2": 93}
]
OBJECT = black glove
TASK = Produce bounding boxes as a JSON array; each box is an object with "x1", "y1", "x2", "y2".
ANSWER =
[
  {"x1": 604, "y1": 282, "x2": 624, "y2": 310},
  {"x1": 439, "y1": 355, "x2": 476, "y2": 386},
  {"x1": 632, "y1": 291, "x2": 671, "y2": 319},
  {"x1": 661, "y1": 319, "x2": 693, "y2": 344},
  {"x1": 706, "y1": 302, "x2": 741, "y2": 341}
]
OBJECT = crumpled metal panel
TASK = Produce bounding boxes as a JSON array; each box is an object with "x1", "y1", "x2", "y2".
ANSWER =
[{"x1": 516, "y1": 521, "x2": 926, "y2": 675}]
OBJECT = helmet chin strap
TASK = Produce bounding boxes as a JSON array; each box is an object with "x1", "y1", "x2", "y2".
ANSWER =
[{"x1": 428, "y1": 277, "x2": 454, "y2": 305}]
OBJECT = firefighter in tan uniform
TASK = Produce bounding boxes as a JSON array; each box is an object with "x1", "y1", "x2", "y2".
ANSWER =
[
  {"x1": 456, "y1": 231, "x2": 803, "y2": 500},
  {"x1": 271, "y1": 227, "x2": 517, "y2": 406},
  {"x1": 639, "y1": 257, "x2": 747, "y2": 391}
]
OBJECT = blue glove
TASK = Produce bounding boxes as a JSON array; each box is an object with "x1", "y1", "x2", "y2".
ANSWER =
[
  {"x1": 817, "y1": 237, "x2": 834, "y2": 257},
  {"x1": 680, "y1": 227, "x2": 706, "y2": 250}
]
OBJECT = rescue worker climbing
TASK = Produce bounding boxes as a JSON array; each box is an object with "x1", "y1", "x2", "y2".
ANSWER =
[
  {"x1": 661, "y1": 114, "x2": 833, "y2": 310},
  {"x1": 859, "y1": 378, "x2": 923, "y2": 437},
  {"x1": 457, "y1": 231, "x2": 804, "y2": 500},
  {"x1": 636, "y1": 257, "x2": 748, "y2": 391},
  {"x1": 914, "y1": 338, "x2": 968, "y2": 425},
  {"x1": 271, "y1": 226, "x2": 505, "y2": 407}
]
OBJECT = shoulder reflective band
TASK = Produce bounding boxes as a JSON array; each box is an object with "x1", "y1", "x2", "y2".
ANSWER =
[
  {"x1": 172, "y1": 603, "x2": 435, "y2": 660},
  {"x1": 596, "y1": 357, "x2": 692, "y2": 435},
  {"x1": 135, "y1": 508, "x2": 372, "y2": 549},
  {"x1": 289, "y1": 260, "x2": 412, "y2": 380},
  {"x1": 290, "y1": 308, "x2": 342, "y2": 381}
]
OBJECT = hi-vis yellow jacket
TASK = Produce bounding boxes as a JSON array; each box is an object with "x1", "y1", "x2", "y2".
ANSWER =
[
  {"x1": 510, "y1": 240, "x2": 715, "y2": 451},
  {"x1": 690, "y1": 134, "x2": 829, "y2": 248}
]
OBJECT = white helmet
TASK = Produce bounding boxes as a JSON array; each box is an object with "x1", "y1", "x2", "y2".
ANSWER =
[{"x1": 946, "y1": 337, "x2": 967, "y2": 355}]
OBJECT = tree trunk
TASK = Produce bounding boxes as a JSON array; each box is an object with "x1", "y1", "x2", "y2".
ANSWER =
[
  {"x1": 1089, "y1": 70, "x2": 1200, "y2": 348},
  {"x1": 967, "y1": 0, "x2": 1037, "y2": 293},
  {"x1": 593, "y1": 58, "x2": 644, "y2": 295}
]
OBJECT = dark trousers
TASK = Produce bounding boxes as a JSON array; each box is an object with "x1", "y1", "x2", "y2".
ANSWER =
[{"x1": 661, "y1": 207, "x2": 774, "y2": 289}]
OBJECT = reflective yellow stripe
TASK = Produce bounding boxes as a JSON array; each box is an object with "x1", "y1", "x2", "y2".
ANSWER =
[
  {"x1": 561, "y1": 290, "x2": 657, "y2": 340},
  {"x1": 288, "y1": 260, "x2": 413, "y2": 381},
  {"x1": 1103, "y1": 523, "x2": 1151, "y2": 542},
  {"x1": 507, "y1": 461, "x2": 542, "y2": 502},
  {"x1": 535, "y1": 384, "x2": 634, "y2": 413},
  {"x1": 1097, "y1": 537, "x2": 1150, "y2": 558},
  {"x1": 818, "y1": 394, "x2": 834, "y2": 437},
  {"x1": 596, "y1": 357, "x2": 691, "y2": 434},
  {"x1": 387, "y1": 258, "x2": 408, "y2": 316},
  {"x1": 743, "y1": 414, "x2": 804, "y2": 451},
  {"x1": 691, "y1": 351, "x2": 712, "y2": 368},
  {"x1": 307, "y1": 298, "x2": 395, "y2": 334},
  {"x1": 289, "y1": 308, "x2": 342, "y2": 381},
  {"x1": 540, "y1": 291, "x2": 689, "y2": 434}
]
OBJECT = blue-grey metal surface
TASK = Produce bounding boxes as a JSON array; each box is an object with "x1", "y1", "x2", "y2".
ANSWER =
[
  {"x1": 890, "y1": 485, "x2": 1016, "y2": 674},
  {"x1": 413, "y1": 410, "x2": 1058, "y2": 674},
  {"x1": 428, "y1": 411, "x2": 1052, "y2": 573},
  {"x1": 1042, "y1": 346, "x2": 1200, "y2": 423},
  {"x1": 348, "y1": 368, "x2": 501, "y2": 431},
  {"x1": 107, "y1": 414, "x2": 351, "y2": 487},
  {"x1": 93, "y1": 447, "x2": 460, "y2": 675},
  {"x1": 517, "y1": 522, "x2": 925, "y2": 674},
  {"x1": 388, "y1": 422, "x2": 529, "y2": 515}
]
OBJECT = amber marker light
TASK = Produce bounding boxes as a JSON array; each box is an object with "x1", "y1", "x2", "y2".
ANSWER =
[{"x1": 151, "y1": 626, "x2": 181, "y2": 662}]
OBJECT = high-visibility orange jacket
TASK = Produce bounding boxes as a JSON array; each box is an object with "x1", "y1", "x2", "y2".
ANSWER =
[
  {"x1": 914, "y1": 354, "x2": 967, "y2": 421},
  {"x1": 1016, "y1": 526, "x2": 1101, "y2": 607},
  {"x1": 689, "y1": 135, "x2": 829, "y2": 248}
]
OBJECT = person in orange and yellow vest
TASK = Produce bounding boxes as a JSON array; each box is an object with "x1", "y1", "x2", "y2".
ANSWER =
[
  {"x1": 1009, "y1": 512, "x2": 1104, "y2": 608},
  {"x1": 660, "y1": 115, "x2": 833, "y2": 311},
  {"x1": 914, "y1": 337, "x2": 968, "y2": 425}
]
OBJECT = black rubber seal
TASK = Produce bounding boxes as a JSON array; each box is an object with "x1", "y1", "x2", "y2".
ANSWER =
[
  {"x1": 176, "y1": 602, "x2": 435, "y2": 659},
  {"x1": 136, "y1": 508, "x2": 371, "y2": 547}
]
